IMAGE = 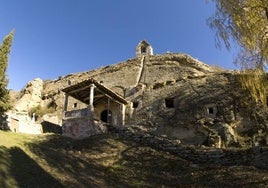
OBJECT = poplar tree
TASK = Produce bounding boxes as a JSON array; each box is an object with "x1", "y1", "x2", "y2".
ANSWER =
[
  {"x1": 0, "y1": 31, "x2": 14, "y2": 116},
  {"x1": 208, "y1": 0, "x2": 268, "y2": 104}
]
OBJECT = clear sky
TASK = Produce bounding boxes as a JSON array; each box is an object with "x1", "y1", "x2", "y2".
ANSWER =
[{"x1": 0, "y1": 0, "x2": 238, "y2": 91}]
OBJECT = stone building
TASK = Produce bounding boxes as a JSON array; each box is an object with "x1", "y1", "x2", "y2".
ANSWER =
[
  {"x1": 7, "y1": 112, "x2": 43, "y2": 134},
  {"x1": 61, "y1": 40, "x2": 154, "y2": 138},
  {"x1": 8, "y1": 117, "x2": 19, "y2": 132},
  {"x1": 136, "y1": 40, "x2": 153, "y2": 57},
  {"x1": 62, "y1": 78, "x2": 128, "y2": 138}
]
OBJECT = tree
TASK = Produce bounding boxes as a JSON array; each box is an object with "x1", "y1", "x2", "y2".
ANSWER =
[
  {"x1": 0, "y1": 30, "x2": 14, "y2": 125},
  {"x1": 208, "y1": 0, "x2": 268, "y2": 67},
  {"x1": 208, "y1": 0, "x2": 268, "y2": 104}
]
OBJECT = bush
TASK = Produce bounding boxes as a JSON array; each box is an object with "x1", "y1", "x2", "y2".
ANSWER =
[{"x1": 29, "y1": 105, "x2": 55, "y2": 120}]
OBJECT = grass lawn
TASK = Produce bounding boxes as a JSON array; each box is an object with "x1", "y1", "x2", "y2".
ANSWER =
[{"x1": 0, "y1": 130, "x2": 268, "y2": 187}]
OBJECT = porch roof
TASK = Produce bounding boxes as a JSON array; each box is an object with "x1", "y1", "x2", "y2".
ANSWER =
[{"x1": 62, "y1": 78, "x2": 128, "y2": 105}]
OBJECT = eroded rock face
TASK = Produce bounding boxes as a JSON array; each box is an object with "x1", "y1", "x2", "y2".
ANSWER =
[
  {"x1": 14, "y1": 78, "x2": 43, "y2": 112},
  {"x1": 11, "y1": 52, "x2": 268, "y2": 147}
]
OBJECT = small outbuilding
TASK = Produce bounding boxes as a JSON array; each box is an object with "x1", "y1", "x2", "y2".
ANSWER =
[{"x1": 62, "y1": 78, "x2": 128, "y2": 138}]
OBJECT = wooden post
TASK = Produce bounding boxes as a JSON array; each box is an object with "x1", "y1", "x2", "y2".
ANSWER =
[
  {"x1": 121, "y1": 104, "x2": 125, "y2": 126},
  {"x1": 63, "y1": 93, "x2": 69, "y2": 117},
  {"x1": 107, "y1": 97, "x2": 110, "y2": 124},
  {"x1": 89, "y1": 84, "x2": 95, "y2": 118}
]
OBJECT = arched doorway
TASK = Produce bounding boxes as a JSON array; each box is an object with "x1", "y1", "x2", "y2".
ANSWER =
[{"x1": 101, "y1": 110, "x2": 112, "y2": 124}]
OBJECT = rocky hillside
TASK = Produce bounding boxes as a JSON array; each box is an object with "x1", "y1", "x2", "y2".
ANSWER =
[
  {"x1": 9, "y1": 51, "x2": 268, "y2": 148},
  {"x1": 10, "y1": 53, "x2": 217, "y2": 119}
]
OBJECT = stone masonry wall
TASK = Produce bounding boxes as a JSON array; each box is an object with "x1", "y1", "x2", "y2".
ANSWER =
[{"x1": 107, "y1": 124, "x2": 268, "y2": 169}]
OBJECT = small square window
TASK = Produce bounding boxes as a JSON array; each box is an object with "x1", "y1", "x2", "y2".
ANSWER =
[
  {"x1": 73, "y1": 103, "x2": 77, "y2": 108},
  {"x1": 132, "y1": 101, "x2": 139, "y2": 108},
  {"x1": 208, "y1": 107, "x2": 214, "y2": 114},
  {"x1": 165, "y1": 98, "x2": 174, "y2": 108},
  {"x1": 206, "y1": 105, "x2": 217, "y2": 117}
]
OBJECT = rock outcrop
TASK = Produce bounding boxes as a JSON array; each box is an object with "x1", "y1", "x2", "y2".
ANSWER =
[
  {"x1": 13, "y1": 78, "x2": 43, "y2": 112},
  {"x1": 9, "y1": 42, "x2": 268, "y2": 148}
]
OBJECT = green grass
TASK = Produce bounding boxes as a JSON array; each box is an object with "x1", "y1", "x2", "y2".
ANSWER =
[{"x1": 0, "y1": 130, "x2": 268, "y2": 187}]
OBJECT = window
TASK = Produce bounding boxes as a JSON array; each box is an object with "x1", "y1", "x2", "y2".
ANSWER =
[
  {"x1": 206, "y1": 105, "x2": 217, "y2": 117},
  {"x1": 141, "y1": 46, "x2": 147, "y2": 53},
  {"x1": 165, "y1": 98, "x2": 174, "y2": 108},
  {"x1": 132, "y1": 101, "x2": 139, "y2": 108},
  {"x1": 208, "y1": 107, "x2": 214, "y2": 114},
  {"x1": 73, "y1": 103, "x2": 77, "y2": 108}
]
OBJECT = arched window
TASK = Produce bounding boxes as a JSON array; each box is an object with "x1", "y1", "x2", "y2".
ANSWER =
[{"x1": 141, "y1": 46, "x2": 147, "y2": 53}]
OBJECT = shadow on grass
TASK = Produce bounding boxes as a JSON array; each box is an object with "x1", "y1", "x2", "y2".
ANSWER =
[
  {"x1": 0, "y1": 146, "x2": 17, "y2": 188},
  {"x1": 0, "y1": 146, "x2": 63, "y2": 188},
  {"x1": 24, "y1": 134, "x2": 268, "y2": 188},
  {"x1": 9, "y1": 147, "x2": 64, "y2": 188},
  {"x1": 25, "y1": 134, "x2": 122, "y2": 187},
  {"x1": 106, "y1": 144, "x2": 195, "y2": 187},
  {"x1": 24, "y1": 134, "x2": 196, "y2": 187}
]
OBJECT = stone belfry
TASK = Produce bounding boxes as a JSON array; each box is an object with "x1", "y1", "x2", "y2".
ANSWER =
[{"x1": 136, "y1": 40, "x2": 153, "y2": 57}]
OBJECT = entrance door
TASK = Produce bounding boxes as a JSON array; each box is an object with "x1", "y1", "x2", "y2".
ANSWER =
[{"x1": 101, "y1": 110, "x2": 112, "y2": 124}]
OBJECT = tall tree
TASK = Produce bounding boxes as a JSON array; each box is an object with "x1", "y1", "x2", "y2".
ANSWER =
[
  {"x1": 208, "y1": 0, "x2": 268, "y2": 68},
  {"x1": 0, "y1": 30, "x2": 14, "y2": 116},
  {"x1": 208, "y1": 0, "x2": 268, "y2": 104}
]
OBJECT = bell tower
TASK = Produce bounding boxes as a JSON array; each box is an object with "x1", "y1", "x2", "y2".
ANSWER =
[{"x1": 136, "y1": 40, "x2": 153, "y2": 57}]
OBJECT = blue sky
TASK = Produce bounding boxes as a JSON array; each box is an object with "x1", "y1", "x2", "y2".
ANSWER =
[{"x1": 0, "y1": 0, "x2": 238, "y2": 91}]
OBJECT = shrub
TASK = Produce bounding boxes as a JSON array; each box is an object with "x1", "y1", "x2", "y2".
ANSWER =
[{"x1": 29, "y1": 105, "x2": 55, "y2": 120}]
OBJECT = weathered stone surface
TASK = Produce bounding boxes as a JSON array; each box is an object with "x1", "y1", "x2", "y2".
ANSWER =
[
  {"x1": 14, "y1": 78, "x2": 43, "y2": 112},
  {"x1": 62, "y1": 117, "x2": 107, "y2": 138},
  {"x1": 107, "y1": 124, "x2": 268, "y2": 169},
  {"x1": 9, "y1": 45, "x2": 268, "y2": 147}
]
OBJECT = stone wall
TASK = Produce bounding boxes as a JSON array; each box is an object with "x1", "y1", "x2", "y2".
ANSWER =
[
  {"x1": 62, "y1": 117, "x2": 107, "y2": 138},
  {"x1": 107, "y1": 124, "x2": 268, "y2": 169}
]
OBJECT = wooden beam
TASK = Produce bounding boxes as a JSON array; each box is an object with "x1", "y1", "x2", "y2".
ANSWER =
[{"x1": 67, "y1": 85, "x2": 92, "y2": 94}]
